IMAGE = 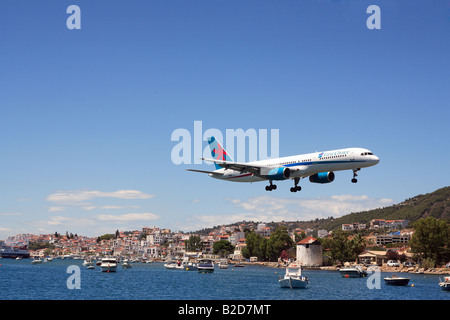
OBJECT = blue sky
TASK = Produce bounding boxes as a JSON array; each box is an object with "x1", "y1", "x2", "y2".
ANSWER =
[{"x1": 0, "y1": 1, "x2": 449, "y2": 239}]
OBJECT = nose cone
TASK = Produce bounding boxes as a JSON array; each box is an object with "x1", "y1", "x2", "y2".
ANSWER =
[{"x1": 373, "y1": 155, "x2": 380, "y2": 164}]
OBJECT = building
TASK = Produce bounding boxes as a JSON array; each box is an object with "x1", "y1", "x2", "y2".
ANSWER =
[
  {"x1": 342, "y1": 223, "x2": 366, "y2": 231},
  {"x1": 317, "y1": 229, "x2": 329, "y2": 238},
  {"x1": 255, "y1": 224, "x2": 272, "y2": 237},
  {"x1": 375, "y1": 232, "x2": 411, "y2": 246},
  {"x1": 357, "y1": 251, "x2": 387, "y2": 266},
  {"x1": 296, "y1": 236, "x2": 322, "y2": 267},
  {"x1": 370, "y1": 219, "x2": 408, "y2": 230}
]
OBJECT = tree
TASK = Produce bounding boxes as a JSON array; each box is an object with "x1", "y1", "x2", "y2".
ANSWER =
[
  {"x1": 213, "y1": 240, "x2": 234, "y2": 257},
  {"x1": 323, "y1": 230, "x2": 365, "y2": 265},
  {"x1": 410, "y1": 217, "x2": 450, "y2": 264},
  {"x1": 327, "y1": 230, "x2": 353, "y2": 264},
  {"x1": 349, "y1": 233, "x2": 366, "y2": 260},
  {"x1": 185, "y1": 235, "x2": 202, "y2": 252},
  {"x1": 266, "y1": 227, "x2": 293, "y2": 261}
]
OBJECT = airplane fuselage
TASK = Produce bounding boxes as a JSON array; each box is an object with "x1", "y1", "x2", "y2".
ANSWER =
[{"x1": 209, "y1": 147, "x2": 380, "y2": 182}]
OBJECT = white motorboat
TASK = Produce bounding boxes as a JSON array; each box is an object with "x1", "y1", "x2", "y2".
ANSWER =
[
  {"x1": 198, "y1": 259, "x2": 214, "y2": 273},
  {"x1": 439, "y1": 277, "x2": 450, "y2": 291},
  {"x1": 100, "y1": 258, "x2": 118, "y2": 272},
  {"x1": 218, "y1": 260, "x2": 229, "y2": 269},
  {"x1": 83, "y1": 259, "x2": 93, "y2": 267},
  {"x1": 339, "y1": 265, "x2": 367, "y2": 278},
  {"x1": 164, "y1": 261, "x2": 178, "y2": 269},
  {"x1": 279, "y1": 264, "x2": 308, "y2": 289},
  {"x1": 122, "y1": 259, "x2": 132, "y2": 269},
  {"x1": 384, "y1": 274, "x2": 410, "y2": 286},
  {"x1": 31, "y1": 258, "x2": 42, "y2": 264}
]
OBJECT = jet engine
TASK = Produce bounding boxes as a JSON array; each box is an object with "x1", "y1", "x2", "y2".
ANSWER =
[
  {"x1": 266, "y1": 167, "x2": 291, "y2": 180},
  {"x1": 309, "y1": 171, "x2": 335, "y2": 184}
]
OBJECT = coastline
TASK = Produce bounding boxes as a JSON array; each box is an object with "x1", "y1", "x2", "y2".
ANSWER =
[{"x1": 239, "y1": 261, "x2": 450, "y2": 275}]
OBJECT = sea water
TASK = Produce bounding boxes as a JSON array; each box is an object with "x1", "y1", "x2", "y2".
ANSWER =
[{"x1": 0, "y1": 259, "x2": 448, "y2": 300}]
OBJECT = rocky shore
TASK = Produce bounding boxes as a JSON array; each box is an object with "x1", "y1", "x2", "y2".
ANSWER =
[{"x1": 239, "y1": 261, "x2": 450, "y2": 275}]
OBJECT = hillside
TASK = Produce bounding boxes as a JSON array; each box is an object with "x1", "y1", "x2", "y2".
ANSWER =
[
  {"x1": 320, "y1": 186, "x2": 450, "y2": 231},
  {"x1": 194, "y1": 186, "x2": 450, "y2": 234}
]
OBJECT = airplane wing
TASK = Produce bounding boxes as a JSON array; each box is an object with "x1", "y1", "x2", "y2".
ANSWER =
[
  {"x1": 186, "y1": 169, "x2": 224, "y2": 175},
  {"x1": 201, "y1": 158, "x2": 282, "y2": 175}
]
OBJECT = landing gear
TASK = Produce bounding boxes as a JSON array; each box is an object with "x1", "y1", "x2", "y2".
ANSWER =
[
  {"x1": 351, "y1": 169, "x2": 360, "y2": 183},
  {"x1": 290, "y1": 177, "x2": 302, "y2": 192},
  {"x1": 265, "y1": 181, "x2": 277, "y2": 191}
]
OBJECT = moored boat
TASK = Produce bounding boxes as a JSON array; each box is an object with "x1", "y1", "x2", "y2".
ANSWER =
[
  {"x1": 182, "y1": 261, "x2": 198, "y2": 271},
  {"x1": 339, "y1": 265, "x2": 367, "y2": 278},
  {"x1": 218, "y1": 259, "x2": 229, "y2": 269},
  {"x1": 122, "y1": 259, "x2": 132, "y2": 269},
  {"x1": 384, "y1": 274, "x2": 410, "y2": 286},
  {"x1": 0, "y1": 242, "x2": 30, "y2": 259},
  {"x1": 83, "y1": 259, "x2": 93, "y2": 267},
  {"x1": 198, "y1": 259, "x2": 214, "y2": 273},
  {"x1": 279, "y1": 263, "x2": 308, "y2": 289},
  {"x1": 439, "y1": 277, "x2": 450, "y2": 291},
  {"x1": 164, "y1": 261, "x2": 177, "y2": 269},
  {"x1": 100, "y1": 257, "x2": 118, "y2": 272}
]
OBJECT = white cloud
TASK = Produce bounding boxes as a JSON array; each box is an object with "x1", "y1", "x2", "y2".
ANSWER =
[
  {"x1": 46, "y1": 189, "x2": 154, "y2": 212},
  {"x1": 177, "y1": 194, "x2": 395, "y2": 231},
  {"x1": 46, "y1": 189, "x2": 154, "y2": 205},
  {"x1": 39, "y1": 216, "x2": 97, "y2": 228},
  {"x1": 229, "y1": 194, "x2": 395, "y2": 221},
  {"x1": 0, "y1": 212, "x2": 22, "y2": 216},
  {"x1": 96, "y1": 213, "x2": 159, "y2": 222},
  {"x1": 82, "y1": 205, "x2": 140, "y2": 211}
]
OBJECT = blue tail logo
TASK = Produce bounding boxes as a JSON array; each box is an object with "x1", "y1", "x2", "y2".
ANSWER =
[{"x1": 207, "y1": 137, "x2": 233, "y2": 169}]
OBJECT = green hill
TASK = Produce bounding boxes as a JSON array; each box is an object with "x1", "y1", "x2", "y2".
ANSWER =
[
  {"x1": 192, "y1": 186, "x2": 449, "y2": 235},
  {"x1": 321, "y1": 186, "x2": 450, "y2": 231}
]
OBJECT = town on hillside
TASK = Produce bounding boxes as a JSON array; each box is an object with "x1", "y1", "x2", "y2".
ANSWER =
[{"x1": 2, "y1": 217, "x2": 449, "y2": 274}]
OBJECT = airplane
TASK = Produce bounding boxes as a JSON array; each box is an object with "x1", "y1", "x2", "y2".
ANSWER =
[{"x1": 187, "y1": 136, "x2": 380, "y2": 192}]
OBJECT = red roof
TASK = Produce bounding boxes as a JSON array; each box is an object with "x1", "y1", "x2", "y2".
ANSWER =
[{"x1": 297, "y1": 236, "x2": 320, "y2": 245}]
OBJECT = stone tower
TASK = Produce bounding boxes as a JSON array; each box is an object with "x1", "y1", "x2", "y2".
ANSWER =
[{"x1": 296, "y1": 236, "x2": 322, "y2": 267}]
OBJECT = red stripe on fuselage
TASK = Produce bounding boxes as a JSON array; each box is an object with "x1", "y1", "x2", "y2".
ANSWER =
[{"x1": 225, "y1": 173, "x2": 253, "y2": 179}]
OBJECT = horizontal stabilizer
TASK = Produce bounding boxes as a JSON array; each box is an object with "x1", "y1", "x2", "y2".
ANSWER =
[{"x1": 186, "y1": 169, "x2": 224, "y2": 175}]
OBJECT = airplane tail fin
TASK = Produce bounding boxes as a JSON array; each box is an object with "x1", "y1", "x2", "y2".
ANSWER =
[{"x1": 207, "y1": 136, "x2": 233, "y2": 169}]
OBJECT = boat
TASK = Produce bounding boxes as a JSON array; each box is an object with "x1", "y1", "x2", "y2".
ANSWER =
[
  {"x1": 0, "y1": 242, "x2": 30, "y2": 259},
  {"x1": 183, "y1": 262, "x2": 198, "y2": 271},
  {"x1": 279, "y1": 264, "x2": 309, "y2": 289},
  {"x1": 164, "y1": 261, "x2": 178, "y2": 269},
  {"x1": 198, "y1": 259, "x2": 214, "y2": 273},
  {"x1": 339, "y1": 265, "x2": 367, "y2": 278},
  {"x1": 31, "y1": 258, "x2": 42, "y2": 264},
  {"x1": 439, "y1": 277, "x2": 450, "y2": 291},
  {"x1": 384, "y1": 274, "x2": 410, "y2": 286},
  {"x1": 218, "y1": 260, "x2": 229, "y2": 269},
  {"x1": 83, "y1": 259, "x2": 93, "y2": 267},
  {"x1": 100, "y1": 257, "x2": 118, "y2": 272},
  {"x1": 122, "y1": 259, "x2": 132, "y2": 269}
]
